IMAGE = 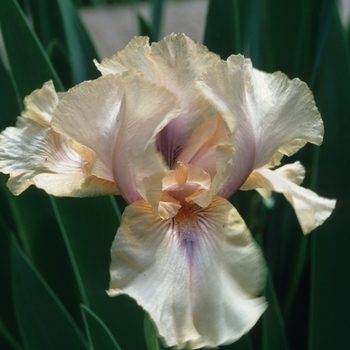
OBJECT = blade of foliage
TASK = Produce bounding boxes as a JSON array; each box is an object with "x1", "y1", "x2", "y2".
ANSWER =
[
  {"x1": 29, "y1": 0, "x2": 100, "y2": 85},
  {"x1": 0, "y1": 0, "x2": 82, "y2": 322},
  {"x1": 261, "y1": 273, "x2": 289, "y2": 350},
  {"x1": 11, "y1": 237, "x2": 88, "y2": 350},
  {"x1": 144, "y1": 313, "x2": 163, "y2": 350},
  {"x1": 50, "y1": 197, "x2": 90, "y2": 308},
  {"x1": 262, "y1": 0, "x2": 323, "y2": 80},
  {"x1": 204, "y1": 0, "x2": 264, "y2": 62},
  {"x1": 0, "y1": 212, "x2": 22, "y2": 350},
  {"x1": 51, "y1": 196, "x2": 148, "y2": 350},
  {"x1": 0, "y1": 55, "x2": 20, "y2": 235},
  {"x1": 203, "y1": 0, "x2": 239, "y2": 58},
  {"x1": 51, "y1": 0, "x2": 100, "y2": 83},
  {"x1": 0, "y1": 317, "x2": 23, "y2": 350},
  {"x1": 81, "y1": 304, "x2": 122, "y2": 350},
  {"x1": 257, "y1": 4, "x2": 333, "y2": 350},
  {"x1": 47, "y1": 39, "x2": 72, "y2": 89},
  {"x1": 238, "y1": 0, "x2": 262, "y2": 67},
  {"x1": 0, "y1": 0, "x2": 62, "y2": 98},
  {"x1": 137, "y1": 14, "x2": 157, "y2": 43},
  {"x1": 151, "y1": 0, "x2": 164, "y2": 40},
  {"x1": 309, "y1": 0, "x2": 336, "y2": 87},
  {"x1": 309, "y1": 3, "x2": 350, "y2": 349},
  {"x1": 0, "y1": 56, "x2": 21, "y2": 128},
  {"x1": 26, "y1": 0, "x2": 64, "y2": 50},
  {"x1": 221, "y1": 334, "x2": 254, "y2": 350}
]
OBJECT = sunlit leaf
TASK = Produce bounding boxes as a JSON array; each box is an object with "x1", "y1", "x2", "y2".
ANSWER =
[{"x1": 144, "y1": 313, "x2": 162, "y2": 350}]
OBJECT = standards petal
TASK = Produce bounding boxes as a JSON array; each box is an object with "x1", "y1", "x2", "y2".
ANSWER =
[
  {"x1": 241, "y1": 162, "x2": 336, "y2": 234},
  {"x1": 198, "y1": 55, "x2": 324, "y2": 197},
  {"x1": 0, "y1": 83, "x2": 117, "y2": 196},
  {"x1": 96, "y1": 33, "x2": 220, "y2": 167},
  {"x1": 177, "y1": 114, "x2": 231, "y2": 177},
  {"x1": 109, "y1": 197, "x2": 267, "y2": 349},
  {"x1": 52, "y1": 72, "x2": 180, "y2": 206}
]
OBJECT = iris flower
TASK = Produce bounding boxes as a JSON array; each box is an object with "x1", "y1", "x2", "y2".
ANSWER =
[{"x1": 0, "y1": 34, "x2": 335, "y2": 349}]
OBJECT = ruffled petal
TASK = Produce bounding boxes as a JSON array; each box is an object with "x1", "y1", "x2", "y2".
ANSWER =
[
  {"x1": 240, "y1": 162, "x2": 336, "y2": 234},
  {"x1": 96, "y1": 33, "x2": 220, "y2": 167},
  {"x1": 198, "y1": 55, "x2": 324, "y2": 197},
  {"x1": 52, "y1": 72, "x2": 180, "y2": 205},
  {"x1": 109, "y1": 197, "x2": 267, "y2": 349},
  {"x1": 22, "y1": 80, "x2": 59, "y2": 126},
  {"x1": 0, "y1": 83, "x2": 117, "y2": 197}
]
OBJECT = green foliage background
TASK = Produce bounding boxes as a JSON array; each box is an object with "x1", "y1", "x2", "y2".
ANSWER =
[{"x1": 0, "y1": 0, "x2": 349, "y2": 349}]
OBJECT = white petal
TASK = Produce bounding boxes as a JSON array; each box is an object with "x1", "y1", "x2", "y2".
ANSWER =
[
  {"x1": 94, "y1": 36, "x2": 152, "y2": 77},
  {"x1": 96, "y1": 33, "x2": 220, "y2": 167},
  {"x1": 22, "y1": 80, "x2": 58, "y2": 126},
  {"x1": 109, "y1": 197, "x2": 267, "y2": 349},
  {"x1": 52, "y1": 72, "x2": 180, "y2": 206},
  {"x1": 198, "y1": 55, "x2": 324, "y2": 197},
  {"x1": 241, "y1": 162, "x2": 336, "y2": 234},
  {"x1": 0, "y1": 83, "x2": 117, "y2": 197}
]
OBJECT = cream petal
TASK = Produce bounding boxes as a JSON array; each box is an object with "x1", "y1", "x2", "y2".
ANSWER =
[
  {"x1": 0, "y1": 116, "x2": 117, "y2": 196},
  {"x1": 22, "y1": 80, "x2": 58, "y2": 127},
  {"x1": 109, "y1": 197, "x2": 267, "y2": 349},
  {"x1": 162, "y1": 162, "x2": 211, "y2": 193},
  {"x1": 94, "y1": 36, "x2": 152, "y2": 77},
  {"x1": 0, "y1": 81, "x2": 118, "y2": 196},
  {"x1": 96, "y1": 33, "x2": 220, "y2": 167},
  {"x1": 177, "y1": 114, "x2": 231, "y2": 177},
  {"x1": 198, "y1": 55, "x2": 324, "y2": 197},
  {"x1": 192, "y1": 142, "x2": 235, "y2": 208},
  {"x1": 52, "y1": 72, "x2": 180, "y2": 205},
  {"x1": 162, "y1": 162, "x2": 211, "y2": 215},
  {"x1": 240, "y1": 162, "x2": 336, "y2": 234}
]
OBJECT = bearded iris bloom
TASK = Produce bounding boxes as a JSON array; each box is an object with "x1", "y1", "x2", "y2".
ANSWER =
[{"x1": 0, "y1": 34, "x2": 335, "y2": 349}]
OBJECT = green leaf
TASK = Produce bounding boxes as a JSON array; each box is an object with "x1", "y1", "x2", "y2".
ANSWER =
[
  {"x1": 144, "y1": 313, "x2": 162, "y2": 350},
  {"x1": 11, "y1": 237, "x2": 88, "y2": 350},
  {"x1": 0, "y1": 317, "x2": 23, "y2": 350},
  {"x1": 29, "y1": 0, "x2": 100, "y2": 85},
  {"x1": 0, "y1": 56, "x2": 21, "y2": 128},
  {"x1": 0, "y1": 0, "x2": 63, "y2": 99},
  {"x1": 150, "y1": 0, "x2": 164, "y2": 40},
  {"x1": 51, "y1": 0, "x2": 100, "y2": 83},
  {"x1": 137, "y1": 14, "x2": 157, "y2": 43},
  {"x1": 224, "y1": 334, "x2": 254, "y2": 350},
  {"x1": 203, "y1": 0, "x2": 239, "y2": 58},
  {"x1": 81, "y1": 304, "x2": 121, "y2": 350},
  {"x1": 0, "y1": 208, "x2": 22, "y2": 350},
  {"x1": 47, "y1": 39, "x2": 72, "y2": 89},
  {"x1": 309, "y1": 3, "x2": 350, "y2": 350},
  {"x1": 261, "y1": 273, "x2": 289, "y2": 350},
  {"x1": 50, "y1": 196, "x2": 147, "y2": 350}
]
